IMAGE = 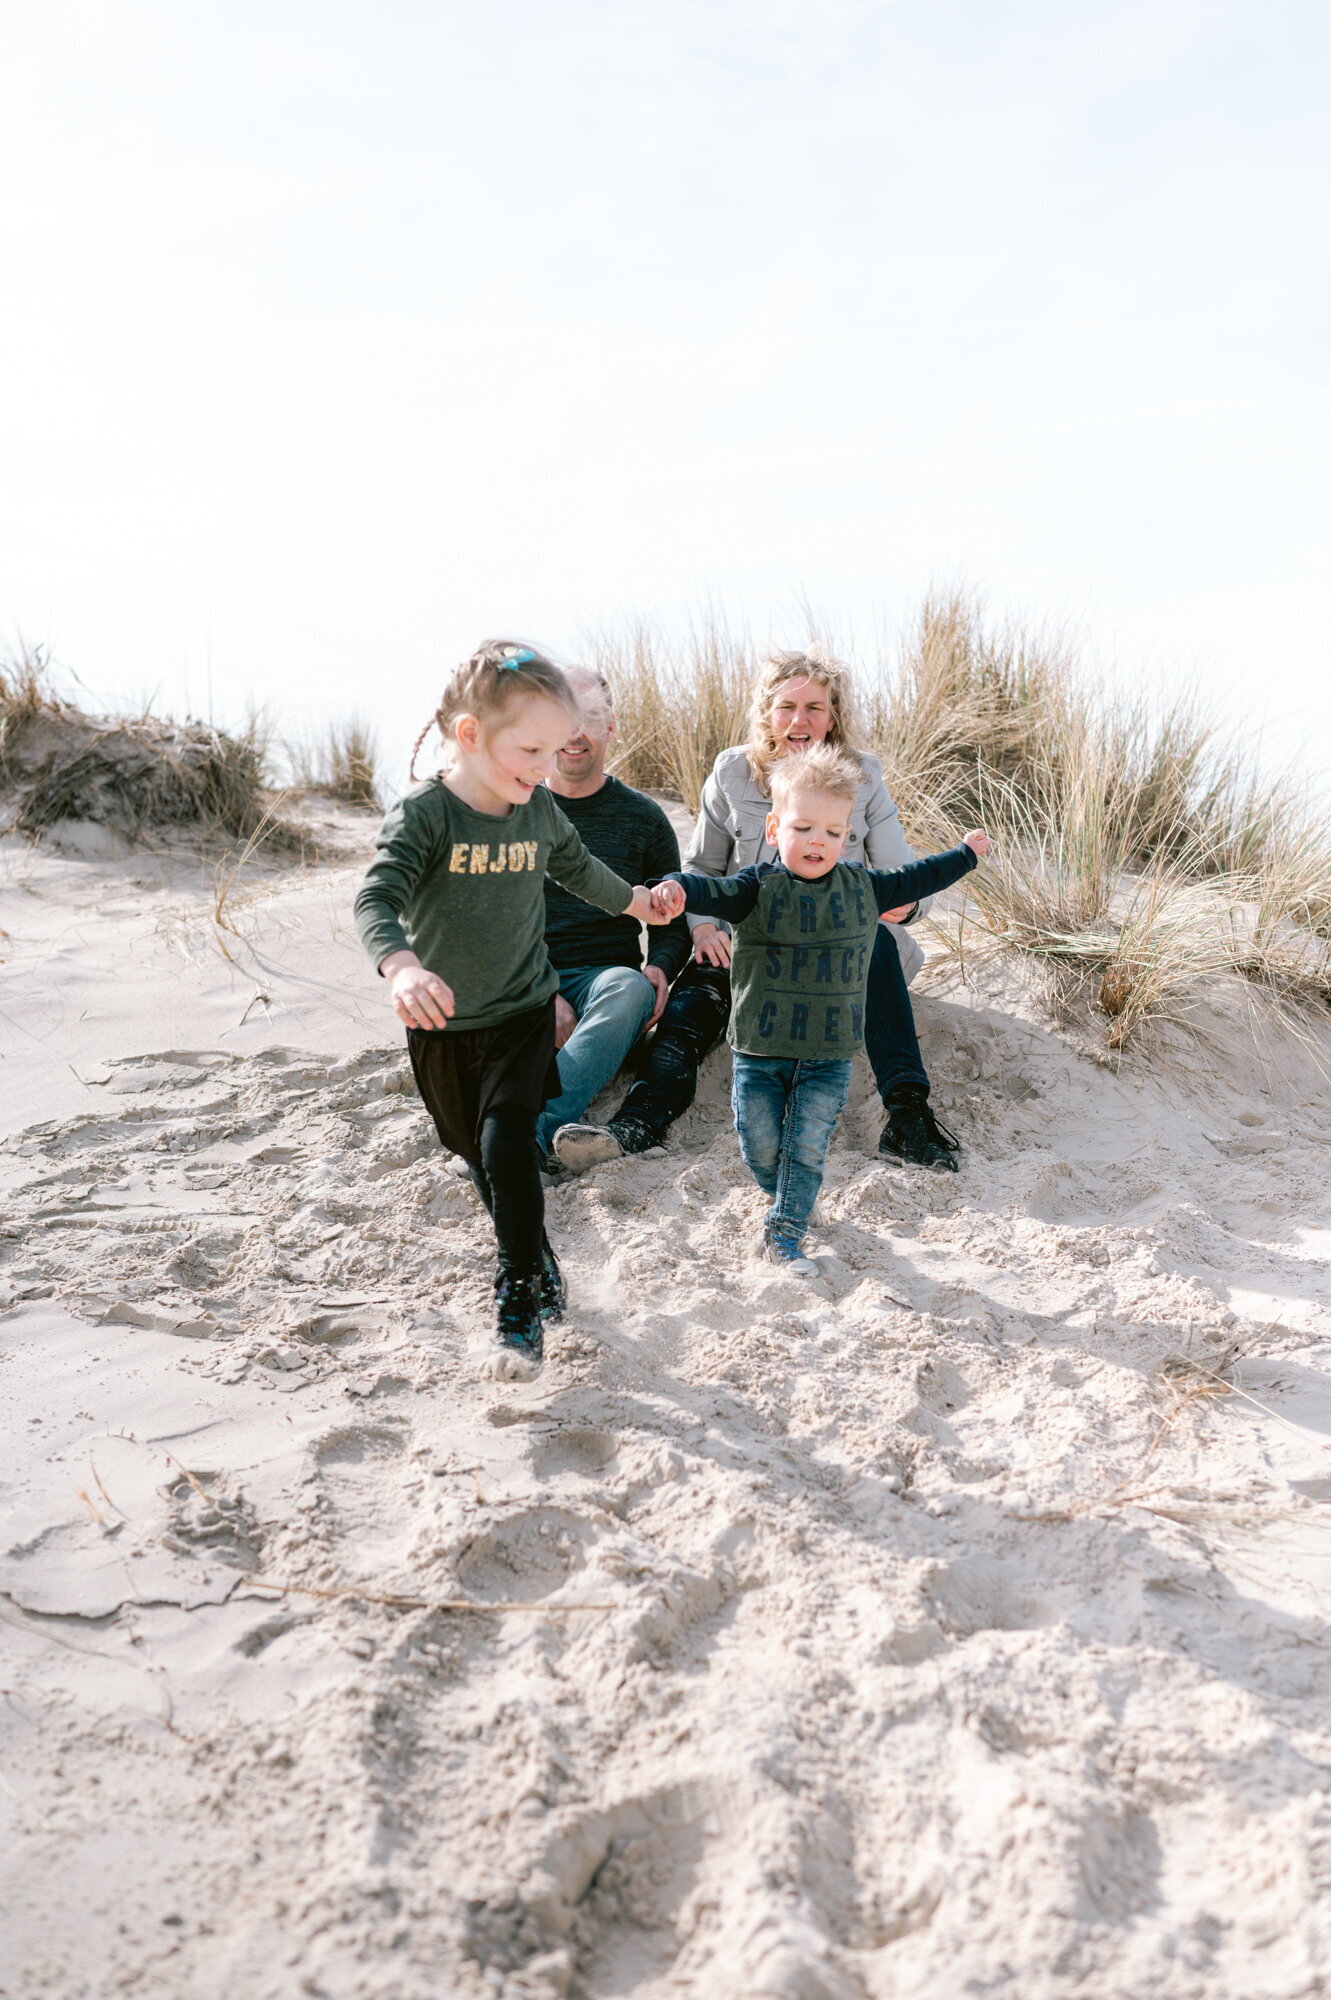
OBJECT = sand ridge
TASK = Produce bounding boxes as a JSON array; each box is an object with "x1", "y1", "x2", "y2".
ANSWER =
[{"x1": 4, "y1": 835, "x2": 1331, "y2": 1996}]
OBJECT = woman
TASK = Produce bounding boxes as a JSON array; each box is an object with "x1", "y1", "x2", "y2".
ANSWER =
[{"x1": 553, "y1": 645, "x2": 961, "y2": 1173}]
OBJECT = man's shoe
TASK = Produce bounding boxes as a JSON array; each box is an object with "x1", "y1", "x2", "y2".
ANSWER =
[
  {"x1": 539, "y1": 1237, "x2": 567, "y2": 1323},
  {"x1": 483, "y1": 1273, "x2": 544, "y2": 1380},
  {"x1": 552, "y1": 1123, "x2": 622, "y2": 1174},
  {"x1": 607, "y1": 1115, "x2": 659, "y2": 1157},
  {"x1": 877, "y1": 1086, "x2": 960, "y2": 1172},
  {"x1": 762, "y1": 1233, "x2": 820, "y2": 1279}
]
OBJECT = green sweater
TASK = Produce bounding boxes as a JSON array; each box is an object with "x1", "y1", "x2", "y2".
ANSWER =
[
  {"x1": 665, "y1": 846, "x2": 979, "y2": 1059},
  {"x1": 354, "y1": 780, "x2": 634, "y2": 1032}
]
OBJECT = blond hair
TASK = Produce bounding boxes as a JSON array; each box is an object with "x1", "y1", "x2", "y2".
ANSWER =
[
  {"x1": 768, "y1": 743, "x2": 862, "y2": 814},
  {"x1": 410, "y1": 639, "x2": 578, "y2": 781},
  {"x1": 745, "y1": 645, "x2": 863, "y2": 792}
]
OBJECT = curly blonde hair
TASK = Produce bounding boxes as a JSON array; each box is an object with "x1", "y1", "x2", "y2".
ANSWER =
[
  {"x1": 744, "y1": 645, "x2": 863, "y2": 792},
  {"x1": 410, "y1": 638, "x2": 579, "y2": 781}
]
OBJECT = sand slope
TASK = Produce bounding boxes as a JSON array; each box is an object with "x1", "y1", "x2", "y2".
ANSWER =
[{"x1": 4, "y1": 830, "x2": 1331, "y2": 1999}]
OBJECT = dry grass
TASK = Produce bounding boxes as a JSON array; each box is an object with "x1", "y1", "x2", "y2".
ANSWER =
[
  {"x1": 210, "y1": 797, "x2": 295, "y2": 963},
  {"x1": 0, "y1": 647, "x2": 296, "y2": 851},
  {"x1": 287, "y1": 716, "x2": 381, "y2": 808},
  {"x1": 586, "y1": 590, "x2": 1330, "y2": 1053},
  {"x1": 592, "y1": 614, "x2": 754, "y2": 813}
]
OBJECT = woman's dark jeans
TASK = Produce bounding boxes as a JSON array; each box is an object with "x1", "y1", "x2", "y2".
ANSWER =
[{"x1": 613, "y1": 923, "x2": 928, "y2": 1145}]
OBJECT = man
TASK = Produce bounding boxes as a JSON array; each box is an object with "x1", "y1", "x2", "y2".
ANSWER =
[{"x1": 538, "y1": 668, "x2": 690, "y2": 1163}]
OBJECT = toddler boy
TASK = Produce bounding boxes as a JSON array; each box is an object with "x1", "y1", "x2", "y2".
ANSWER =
[{"x1": 650, "y1": 745, "x2": 990, "y2": 1276}]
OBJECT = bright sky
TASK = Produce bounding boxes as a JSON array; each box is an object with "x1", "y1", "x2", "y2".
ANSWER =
[{"x1": 2, "y1": 2, "x2": 1327, "y2": 789}]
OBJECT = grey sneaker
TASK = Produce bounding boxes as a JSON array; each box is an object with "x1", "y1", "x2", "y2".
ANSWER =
[
  {"x1": 552, "y1": 1123, "x2": 624, "y2": 1174},
  {"x1": 762, "y1": 1235, "x2": 820, "y2": 1280}
]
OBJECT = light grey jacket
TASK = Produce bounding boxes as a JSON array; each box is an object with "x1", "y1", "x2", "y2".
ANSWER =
[{"x1": 681, "y1": 744, "x2": 928, "y2": 985}]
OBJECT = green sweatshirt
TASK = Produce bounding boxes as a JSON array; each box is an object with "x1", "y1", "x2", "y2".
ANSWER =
[
  {"x1": 665, "y1": 845, "x2": 979, "y2": 1060},
  {"x1": 354, "y1": 779, "x2": 634, "y2": 1032}
]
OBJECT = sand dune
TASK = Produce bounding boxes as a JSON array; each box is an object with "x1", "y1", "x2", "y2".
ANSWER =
[{"x1": 4, "y1": 819, "x2": 1331, "y2": 1998}]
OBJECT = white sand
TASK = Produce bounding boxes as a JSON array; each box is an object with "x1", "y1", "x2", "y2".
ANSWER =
[{"x1": 5, "y1": 813, "x2": 1331, "y2": 1999}]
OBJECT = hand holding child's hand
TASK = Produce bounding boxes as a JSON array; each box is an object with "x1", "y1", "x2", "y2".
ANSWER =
[
  {"x1": 649, "y1": 881, "x2": 686, "y2": 922},
  {"x1": 963, "y1": 829, "x2": 992, "y2": 858},
  {"x1": 383, "y1": 953, "x2": 455, "y2": 1031},
  {"x1": 626, "y1": 885, "x2": 672, "y2": 926}
]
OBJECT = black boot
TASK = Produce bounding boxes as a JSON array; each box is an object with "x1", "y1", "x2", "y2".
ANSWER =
[
  {"x1": 877, "y1": 1083, "x2": 960, "y2": 1172},
  {"x1": 489, "y1": 1272, "x2": 544, "y2": 1378},
  {"x1": 608, "y1": 1113, "x2": 660, "y2": 1156},
  {"x1": 539, "y1": 1235, "x2": 567, "y2": 1323}
]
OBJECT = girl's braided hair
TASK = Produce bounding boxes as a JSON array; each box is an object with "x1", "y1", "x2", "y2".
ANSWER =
[{"x1": 409, "y1": 638, "x2": 579, "y2": 781}]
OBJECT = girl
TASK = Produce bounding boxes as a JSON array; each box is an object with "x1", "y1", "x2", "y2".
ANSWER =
[{"x1": 354, "y1": 640, "x2": 664, "y2": 1379}]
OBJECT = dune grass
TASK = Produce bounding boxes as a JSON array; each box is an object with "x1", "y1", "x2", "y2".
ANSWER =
[
  {"x1": 286, "y1": 716, "x2": 381, "y2": 809},
  {"x1": 593, "y1": 615, "x2": 752, "y2": 812},
  {"x1": 0, "y1": 648, "x2": 292, "y2": 849},
  {"x1": 594, "y1": 591, "x2": 1327, "y2": 1054}
]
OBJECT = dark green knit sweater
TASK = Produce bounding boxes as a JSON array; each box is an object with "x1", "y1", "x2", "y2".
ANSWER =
[
  {"x1": 354, "y1": 780, "x2": 633, "y2": 1032},
  {"x1": 664, "y1": 847, "x2": 978, "y2": 1059}
]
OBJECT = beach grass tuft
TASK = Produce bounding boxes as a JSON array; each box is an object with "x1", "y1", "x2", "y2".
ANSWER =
[
  {"x1": 286, "y1": 716, "x2": 381, "y2": 809},
  {"x1": 0, "y1": 646, "x2": 300, "y2": 852}
]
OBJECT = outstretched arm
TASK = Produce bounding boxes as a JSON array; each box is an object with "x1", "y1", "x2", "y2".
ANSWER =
[{"x1": 867, "y1": 833, "x2": 989, "y2": 914}]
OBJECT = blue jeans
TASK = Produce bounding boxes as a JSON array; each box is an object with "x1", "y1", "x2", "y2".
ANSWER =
[
  {"x1": 731, "y1": 1053, "x2": 853, "y2": 1248},
  {"x1": 615, "y1": 924, "x2": 926, "y2": 1144},
  {"x1": 537, "y1": 964, "x2": 655, "y2": 1153}
]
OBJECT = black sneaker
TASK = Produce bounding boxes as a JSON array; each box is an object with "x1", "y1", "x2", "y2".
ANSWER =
[
  {"x1": 877, "y1": 1086, "x2": 960, "y2": 1172},
  {"x1": 486, "y1": 1273, "x2": 544, "y2": 1380},
  {"x1": 539, "y1": 1237, "x2": 566, "y2": 1323}
]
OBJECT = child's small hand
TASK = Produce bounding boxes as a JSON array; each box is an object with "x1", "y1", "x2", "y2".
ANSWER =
[
  {"x1": 963, "y1": 829, "x2": 992, "y2": 858},
  {"x1": 628, "y1": 883, "x2": 682, "y2": 925},
  {"x1": 650, "y1": 880, "x2": 687, "y2": 921},
  {"x1": 384, "y1": 954, "x2": 455, "y2": 1030}
]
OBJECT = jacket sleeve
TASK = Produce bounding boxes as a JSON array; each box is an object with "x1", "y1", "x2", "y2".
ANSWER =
[
  {"x1": 353, "y1": 792, "x2": 438, "y2": 971},
  {"x1": 861, "y1": 757, "x2": 929, "y2": 927},
  {"x1": 868, "y1": 843, "x2": 977, "y2": 914},
  {"x1": 642, "y1": 809, "x2": 690, "y2": 981},
  {"x1": 661, "y1": 866, "x2": 763, "y2": 924},
  {"x1": 545, "y1": 802, "x2": 634, "y2": 913},
  {"x1": 861, "y1": 763, "x2": 916, "y2": 872}
]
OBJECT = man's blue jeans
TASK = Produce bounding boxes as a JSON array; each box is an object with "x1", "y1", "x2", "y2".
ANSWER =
[
  {"x1": 731, "y1": 1053, "x2": 853, "y2": 1248},
  {"x1": 537, "y1": 964, "x2": 655, "y2": 1153}
]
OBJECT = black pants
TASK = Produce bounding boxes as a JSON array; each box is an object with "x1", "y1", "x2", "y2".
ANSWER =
[
  {"x1": 613, "y1": 924, "x2": 929, "y2": 1144},
  {"x1": 407, "y1": 1009, "x2": 556, "y2": 1285},
  {"x1": 467, "y1": 1106, "x2": 545, "y2": 1283}
]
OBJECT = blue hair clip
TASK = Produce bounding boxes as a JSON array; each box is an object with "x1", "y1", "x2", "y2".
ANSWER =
[{"x1": 499, "y1": 648, "x2": 536, "y2": 670}]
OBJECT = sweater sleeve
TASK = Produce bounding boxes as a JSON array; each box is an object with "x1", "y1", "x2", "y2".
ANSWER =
[
  {"x1": 353, "y1": 792, "x2": 439, "y2": 972},
  {"x1": 681, "y1": 758, "x2": 739, "y2": 877},
  {"x1": 867, "y1": 843, "x2": 977, "y2": 914},
  {"x1": 662, "y1": 866, "x2": 763, "y2": 924},
  {"x1": 642, "y1": 809, "x2": 690, "y2": 981},
  {"x1": 545, "y1": 800, "x2": 635, "y2": 913}
]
